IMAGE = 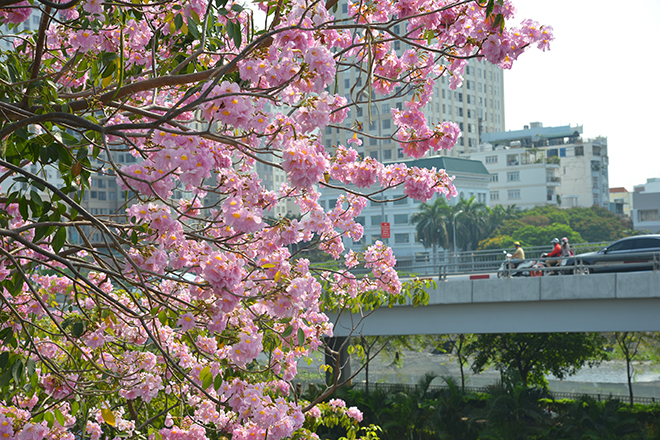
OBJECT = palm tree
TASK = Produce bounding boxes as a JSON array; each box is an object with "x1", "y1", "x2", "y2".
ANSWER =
[
  {"x1": 455, "y1": 196, "x2": 490, "y2": 251},
  {"x1": 411, "y1": 198, "x2": 451, "y2": 266}
]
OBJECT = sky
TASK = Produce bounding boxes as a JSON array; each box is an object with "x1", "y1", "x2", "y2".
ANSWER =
[{"x1": 503, "y1": 0, "x2": 660, "y2": 191}]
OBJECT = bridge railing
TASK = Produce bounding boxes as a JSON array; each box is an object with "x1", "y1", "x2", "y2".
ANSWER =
[
  {"x1": 496, "y1": 251, "x2": 660, "y2": 278},
  {"x1": 389, "y1": 241, "x2": 610, "y2": 277}
]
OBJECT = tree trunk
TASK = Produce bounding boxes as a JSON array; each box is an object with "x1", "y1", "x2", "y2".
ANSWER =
[{"x1": 626, "y1": 351, "x2": 634, "y2": 407}]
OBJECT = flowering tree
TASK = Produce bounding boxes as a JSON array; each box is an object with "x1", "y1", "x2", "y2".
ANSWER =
[{"x1": 0, "y1": 0, "x2": 551, "y2": 438}]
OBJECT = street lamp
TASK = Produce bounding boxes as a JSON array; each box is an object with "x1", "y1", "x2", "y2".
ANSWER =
[{"x1": 452, "y1": 209, "x2": 463, "y2": 271}]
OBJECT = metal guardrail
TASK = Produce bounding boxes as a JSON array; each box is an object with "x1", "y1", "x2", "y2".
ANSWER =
[
  {"x1": 390, "y1": 242, "x2": 611, "y2": 277},
  {"x1": 497, "y1": 252, "x2": 660, "y2": 279}
]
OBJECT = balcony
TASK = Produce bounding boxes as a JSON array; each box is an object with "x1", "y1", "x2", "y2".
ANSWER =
[{"x1": 546, "y1": 176, "x2": 561, "y2": 186}]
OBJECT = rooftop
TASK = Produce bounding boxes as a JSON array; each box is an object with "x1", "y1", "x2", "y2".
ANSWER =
[
  {"x1": 481, "y1": 122, "x2": 584, "y2": 145},
  {"x1": 398, "y1": 156, "x2": 491, "y2": 176},
  {"x1": 610, "y1": 187, "x2": 629, "y2": 194}
]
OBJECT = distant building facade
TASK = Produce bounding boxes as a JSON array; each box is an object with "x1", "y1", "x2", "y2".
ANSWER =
[
  {"x1": 609, "y1": 187, "x2": 632, "y2": 218},
  {"x1": 318, "y1": 156, "x2": 491, "y2": 258},
  {"x1": 632, "y1": 178, "x2": 660, "y2": 233},
  {"x1": 476, "y1": 122, "x2": 609, "y2": 209},
  {"x1": 470, "y1": 143, "x2": 561, "y2": 209}
]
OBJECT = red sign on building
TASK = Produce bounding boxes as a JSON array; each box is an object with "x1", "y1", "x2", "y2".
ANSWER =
[{"x1": 381, "y1": 222, "x2": 391, "y2": 239}]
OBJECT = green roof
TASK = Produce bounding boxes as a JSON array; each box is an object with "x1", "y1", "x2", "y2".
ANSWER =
[{"x1": 399, "y1": 156, "x2": 490, "y2": 176}]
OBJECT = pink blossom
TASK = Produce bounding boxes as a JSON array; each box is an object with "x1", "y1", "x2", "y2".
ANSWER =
[{"x1": 176, "y1": 313, "x2": 196, "y2": 332}]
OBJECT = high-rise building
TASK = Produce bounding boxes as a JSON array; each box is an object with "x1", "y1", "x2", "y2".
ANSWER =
[{"x1": 322, "y1": 57, "x2": 506, "y2": 161}]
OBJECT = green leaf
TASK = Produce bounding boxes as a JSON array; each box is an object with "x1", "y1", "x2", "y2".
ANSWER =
[
  {"x1": 44, "y1": 412, "x2": 55, "y2": 429},
  {"x1": 281, "y1": 326, "x2": 293, "y2": 338},
  {"x1": 200, "y1": 366, "x2": 213, "y2": 390},
  {"x1": 52, "y1": 227, "x2": 66, "y2": 254},
  {"x1": 71, "y1": 401, "x2": 79, "y2": 416},
  {"x1": 174, "y1": 13, "x2": 183, "y2": 31},
  {"x1": 26, "y1": 357, "x2": 36, "y2": 378},
  {"x1": 214, "y1": 373, "x2": 223, "y2": 391},
  {"x1": 11, "y1": 358, "x2": 24, "y2": 384},
  {"x1": 54, "y1": 408, "x2": 66, "y2": 427},
  {"x1": 101, "y1": 408, "x2": 116, "y2": 427},
  {"x1": 230, "y1": 4, "x2": 243, "y2": 12},
  {"x1": 187, "y1": 15, "x2": 200, "y2": 39},
  {"x1": 297, "y1": 328, "x2": 305, "y2": 346},
  {"x1": 0, "y1": 352, "x2": 9, "y2": 370},
  {"x1": 72, "y1": 321, "x2": 84, "y2": 338}
]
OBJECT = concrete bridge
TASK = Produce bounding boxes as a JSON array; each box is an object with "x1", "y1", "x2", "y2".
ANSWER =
[{"x1": 328, "y1": 272, "x2": 660, "y2": 336}]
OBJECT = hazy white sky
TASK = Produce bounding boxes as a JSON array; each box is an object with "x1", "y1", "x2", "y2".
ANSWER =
[{"x1": 503, "y1": 0, "x2": 660, "y2": 191}]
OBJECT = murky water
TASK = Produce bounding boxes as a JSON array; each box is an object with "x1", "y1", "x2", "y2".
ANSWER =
[{"x1": 297, "y1": 350, "x2": 660, "y2": 398}]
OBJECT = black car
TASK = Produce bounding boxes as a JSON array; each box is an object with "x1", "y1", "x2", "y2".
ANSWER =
[{"x1": 565, "y1": 235, "x2": 660, "y2": 274}]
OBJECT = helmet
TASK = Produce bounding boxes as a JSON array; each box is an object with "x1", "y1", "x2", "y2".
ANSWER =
[
  {"x1": 561, "y1": 237, "x2": 568, "y2": 243},
  {"x1": 514, "y1": 241, "x2": 521, "y2": 246},
  {"x1": 552, "y1": 238, "x2": 559, "y2": 244}
]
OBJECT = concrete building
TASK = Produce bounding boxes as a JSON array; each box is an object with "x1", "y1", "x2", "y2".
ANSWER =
[
  {"x1": 323, "y1": 1, "x2": 505, "y2": 161},
  {"x1": 318, "y1": 156, "x2": 491, "y2": 258},
  {"x1": 609, "y1": 187, "x2": 632, "y2": 218},
  {"x1": 470, "y1": 143, "x2": 561, "y2": 209},
  {"x1": 632, "y1": 178, "x2": 660, "y2": 233},
  {"x1": 477, "y1": 123, "x2": 609, "y2": 209}
]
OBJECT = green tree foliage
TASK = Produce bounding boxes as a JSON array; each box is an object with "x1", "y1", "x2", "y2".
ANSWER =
[
  {"x1": 466, "y1": 333, "x2": 608, "y2": 388},
  {"x1": 479, "y1": 206, "x2": 631, "y2": 249},
  {"x1": 411, "y1": 197, "x2": 452, "y2": 263}
]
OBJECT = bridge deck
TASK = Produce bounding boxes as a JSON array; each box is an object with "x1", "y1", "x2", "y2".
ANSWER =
[{"x1": 329, "y1": 272, "x2": 660, "y2": 335}]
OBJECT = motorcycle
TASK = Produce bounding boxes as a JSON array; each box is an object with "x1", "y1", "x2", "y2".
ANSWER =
[{"x1": 497, "y1": 251, "x2": 547, "y2": 278}]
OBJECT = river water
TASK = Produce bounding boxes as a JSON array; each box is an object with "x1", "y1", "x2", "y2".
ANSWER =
[{"x1": 299, "y1": 349, "x2": 660, "y2": 399}]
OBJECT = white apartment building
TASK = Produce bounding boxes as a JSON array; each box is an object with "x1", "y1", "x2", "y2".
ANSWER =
[
  {"x1": 477, "y1": 123, "x2": 609, "y2": 209},
  {"x1": 470, "y1": 144, "x2": 561, "y2": 209},
  {"x1": 632, "y1": 178, "x2": 660, "y2": 233},
  {"x1": 318, "y1": 156, "x2": 491, "y2": 258}
]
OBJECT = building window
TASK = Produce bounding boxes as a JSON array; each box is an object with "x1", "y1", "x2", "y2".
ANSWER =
[
  {"x1": 507, "y1": 171, "x2": 520, "y2": 182},
  {"x1": 491, "y1": 173, "x2": 498, "y2": 182},
  {"x1": 355, "y1": 216, "x2": 365, "y2": 226},
  {"x1": 109, "y1": 192, "x2": 116, "y2": 200},
  {"x1": 593, "y1": 146, "x2": 601, "y2": 156},
  {"x1": 507, "y1": 154, "x2": 519, "y2": 166},
  {"x1": 490, "y1": 191, "x2": 499, "y2": 201},
  {"x1": 371, "y1": 215, "x2": 388, "y2": 226},
  {"x1": 383, "y1": 149, "x2": 392, "y2": 160},
  {"x1": 382, "y1": 119, "x2": 391, "y2": 129},
  {"x1": 394, "y1": 233, "x2": 409, "y2": 244},
  {"x1": 508, "y1": 189, "x2": 521, "y2": 200},
  {"x1": 560, "y1": 148, "x2": 566, "y2": 157},
  {"x1": 639, "y1": 209, "x2": 659, "y2": 222},
  {"x1": 91, "y1": 191, "x2": 97, "y2": 199},
  {"x1": 575, "y1": 146, "x2": 584, "y2": 156},
  {"x1": 592, "y1": 177, "x2": 598, "y2": 188},
  {"x1": 486, "y1": 156, "x2": 497, "y2": 164},
  {"x1": 547, "y1": 149, "x2": 558, "y2": 157},
  {"x1": 98, "y1": 191, "x2": 106, "y2": 200},
  {"x1": 393, "y1": 196, "x2": 407, "y2": 205},
  {"x1": 394, "y1": 214, "x2": 408, "y2": 224}
]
